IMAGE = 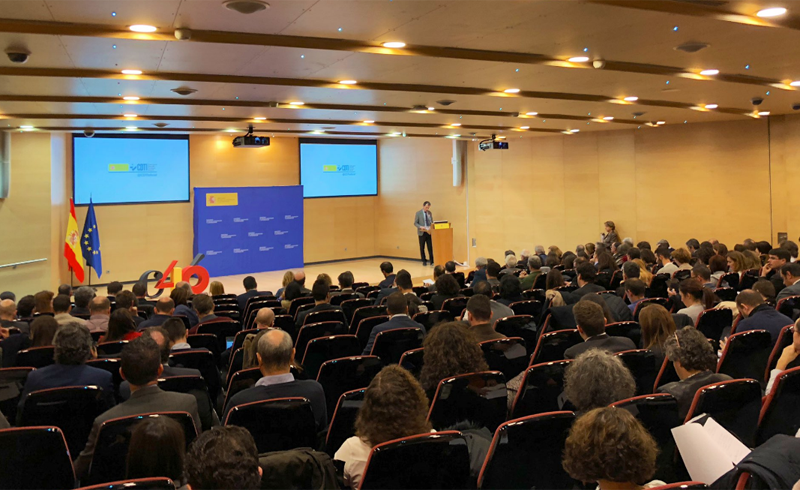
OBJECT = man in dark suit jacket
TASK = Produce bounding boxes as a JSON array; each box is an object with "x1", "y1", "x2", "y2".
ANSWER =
[
  {"x1": 295, "y1": 280, "x2": 343, "y2": 328},
  {"x1": 563, "y1": 263, "x2": 606, "y2": 304},
  {"x1": 138, "y1": 297, "x2": 175, "y2": 331},
  {"x1": 378, "y1": 261, "x2": 396, "y2": 289},
  {"x1": 223, "y1": 329, "x2": 327, "y2": 430},
  {"x1": 777, "y1": 263, "x2": 800, "y2": 302},
  {"x1": 238, "y1": 276, "x2": 272, "y2": 311},
  {"x1": 0, "y1": 299, "x2": 29, "y2": 334},
  {"x1": 363, "y1": 292, "x2": 426, "y2": 354},
  {"x1": 465, "y1": 294, "x2": 507, "y2": 343},
  {"x1": 74, "y1": 336, "x2": 201, "y2": 478},
  {"x1": 735, "y1": 290, "x2": 793, "y2": 344},
  {"x1": 762, "y1": 248, "x2": 790, "y2": 296},
  {"x1": 17, "y1": 322, "x2": 115, "y2": 416},
  {"x1": 70, "y1": 286, "x2": 95, "y2": 318},
  {"x1": 564, "y1": 300, "x2": 636, "y2": 359}
]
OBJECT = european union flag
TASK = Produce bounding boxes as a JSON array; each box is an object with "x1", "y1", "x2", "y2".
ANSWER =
[{"x1": 81, "y1": 198, "x2": 102, "y2": 278}]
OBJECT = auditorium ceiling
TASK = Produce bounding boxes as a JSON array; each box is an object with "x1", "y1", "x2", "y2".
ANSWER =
[{"x1": 0, "y1": 0, "x2": 799, "y2": 139}]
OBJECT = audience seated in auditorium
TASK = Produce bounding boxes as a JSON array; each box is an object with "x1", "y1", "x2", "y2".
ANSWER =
[
  {"x1": 653, "y1": 246, "x2": 676, "y2": 277},
  {"x1": 316, "y1": 273, "x2": 333, "y2": 289},
  {"x1": 581, "y1": 293, "x2": 630, "y2": 324},
  {"x1": 281, "y1": 282, "x2": 303, "y2": 311},
  {"x1": 564, "y1": 349, "x2": 636, "y2": 414},
  {"x1": 295, "y1": 280, "x2": 343, "y2": 328},
  {"x1": 624, "y1": 279, "x2": 647, "y2": 314},
  {"x1": 753, "y1": 279, "x2": 777, "y2": 304},
  {"x1": 430, "y1": 273, "x2": 462, "y2": 311},
  {"x1": 0, "y1": 313, "x2": 31, "y2": 367},
  {"x1": 639, "y1": 304, "x2": 676, "y2": 366},
  {"x1": 126, "y1": 416, "x2": 186, "y2": 485},
  {"x1": 659, "y1": 326, "x2": 732, "y2": 419},
  {"x1": 766, "y1": 318, "x2": 800, "y2": 394},
  {"x1": 496, "y1": 275, "x2": 524, "y2": 306},
  {"x1": 164, "y1": 317, "x2": 199, "y2": 352},
  {"x1": 516, "y1": 249, "x2": 531, "y2": 271},
  {"x1": 171, "y1": 287, "x2": 199, "y2": 328},
  {"x1": 209, "y1": 280, "x2": 226, "y2": 297},
  {"x1": 74, "y1": 336, "x2": 201, "y2": 478},
  {"x1": 16, "y1": 294, "x2": 35, "y2": 321},
  {"x1": 762, "y1": 248, "x2": 790, "y2": 295},
  {"x1": 184, "y1": 426, "x2": 262, "y2": 490},
  {"x1": 193, "y1": 293, "x2": 217, "y2": 325},
  {"x1": 533, "y1": 245, "x2": 547, "y2": 265},
  {"x1": 362, "y1": 292, "x2": 424, "y2": 355},
  {"x1": 445, "y1": 261, "x2": 458, "y2": 275},
  {"x1": 782, "y1": 240, "x2": 799, "y2": 263},
  {"x1": 224, "y1": 329, "x2": 327, "y2": 429},
  {"x1": 238, "y1": 275, "x2": 264, "y2": 311},
  {"x1": 545, "y1": 269, "x2": 567, "y2": 307},
  {"x1": 565, "y1": 263, "x2": 605, "y2": 303},
  {"x1": 563, "y1": 407, "x2": 665, "y2": 489},
  {"x1": 106, "y1": 281, "x2": 123, "y2": 296},
  {"x1": 57, "y1": 284, "x2": 72, "y2": 299},
  {"x1": 709, "y1": 254, "x2": 728, "y2": 286},
  {"x1": 86, "y1": 296, "x2": 111, "y2": 333},
  {"x1": 69, "y1": 288, "x2": 93, "y2": 318},
  {"x1": 116, "y1": 290, "x2": 144, "y2": 328},
  {"x1": 676, "y1": 278, "x2": 713, "y2": 325},
  {"x1": 33, "y1": 290, "x2": 54, "y2": 315},
  {"x1": 519, "y1": 256, "x2": 542, "y2": 290},
  {"x1": 242, "y1": 308, "x2": 276, "y2": 369},
  {"x1": 419, "y1": 322, "x2": 488, "y2": 396},
  {"x1": 471, "y1": 281, "x2": 513, "y2": 326},
  {"x1": 672, "y1": 247, "x2": 693, "y2": 273},
  {"x1": 485, "y1": 261, "x2": 502, "y2": 289},
  {"x1": 275, "y1": 271, "x2": 294, "y2": 300},
  {"x1": 139, "y1": 297, "x2": 176, "y2": 330},
  {"x1": 120, "y1": 326, "x2": 202, "y2": 400},
  {"x1": 335, "y1": 365, "x2": 433, "y2": 489},
  {"x1": 472, "y1": 257, "x2": 488, "y2": 285},
  {"x1": 498, "y1": 255, "x2": 520, "y2": 277},
  {"x1": 102, "y1": 309, "x2": 142, "y2": 343},
  {"x1": 394, "y1": 270, "x2": 426, "y2": 314},
  {"x1": 30, "y1": 315, "x2": 58, "y2": 347},
  {"x1": 595, "y1": 251, "x2": 616, "y2": 275},
  {"x1": 0, "y1": 298, "x2": 28, "y2": 333},
  {"x1": 53, "y1": 294, "x2": 86, "y2": 326},
  {"x1": 734, "y1": 290, "x2": 792, "y2": 344},
  {"x1": 427, "y1": 265, "x2": 445, "y2": 292},
  {"x1": 132, "y1": 282, "x2": 155, "y2": 308},
  {"x1": 464, "y1": 294, "x2": 507, "y2": 343},
  {"x1": 564, "y1": 301, "x2": 636, "y2": 359},
  {"x1": 17, "y1": 321, "x2": 115, "y2": 417},
  {"x1": 692, "y1": 264, "x2": 716, "y2": 290},
  {"x1": 778, "y1": 263, "x2": 800, "y2": 301},
  {"x1": 743, "y1": 249, "x2": 762, "y2": 271},
  {"x1": 727, "y1": 250, "x2": 747, "y2": 277},
  {"x1": 332, "y1": 271, "x2": 365, "y2": 298},
  {"x1": 378, "y1": 261, "x2": 396, "y2": 289},
  {"x1": 294, "y1": 270, "x2": 311, "y2": 296}
]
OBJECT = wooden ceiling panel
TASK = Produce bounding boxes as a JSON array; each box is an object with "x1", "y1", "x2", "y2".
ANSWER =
[
  {"x1": 59, "y1": 36, "x2": 168, "y2": 71},
  {"x1": 0, "y1": 1, "x2": 54, "y2": 21},
  {"x1": 174, "y1": 0, "x2": 317, "y2": 34},
  {"x1": 233, "y1": 46, "x2": 354, "y2": 78},
  {"x1": 45, "y1": 0, "x2": 183, "y2": 26},
  {"x1": 0, "y1": 32, "x2": 73, "y2": 68}
]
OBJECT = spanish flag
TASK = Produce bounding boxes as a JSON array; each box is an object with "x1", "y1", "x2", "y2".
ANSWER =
[{"x1": 64, "y1": 198, "x2": 85, "y2": 282}]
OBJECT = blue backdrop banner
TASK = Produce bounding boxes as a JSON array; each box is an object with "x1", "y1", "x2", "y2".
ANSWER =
[{"x1": 193, "y1": 186, "x2": 304, "y2": 277}]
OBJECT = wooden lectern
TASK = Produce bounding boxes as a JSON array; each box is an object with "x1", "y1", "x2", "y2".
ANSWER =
[{"x1": 431, "y1": 221, "x2": 453, "y2": 264}]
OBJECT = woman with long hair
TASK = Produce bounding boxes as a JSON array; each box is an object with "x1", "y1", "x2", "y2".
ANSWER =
[
  {"x1": 102, "y1": 309, "x2": 141, "y2": 342},
  {"x1": 638, "y1": 304, "x2": 676, "y2": 365},
  {"x1": 419, "y1": 322, "x2": 488, "y2": 395},
  {"x1": 676, "y1": 278, "x2": 714, "y2": 325},
  {"x1": 633, "y1": 259, "x2": 653, "y2": 287},
  {"x1": 727, "y1": 251, "x2": 746, "y2": 275},
  {"x1": 209, "y1": 281, "x2": 225, "y2": 297},
  {"x1": 281, "y1": 281, "x2": 303, "y2": 311},
  {"x1": 276, "y1": 270, "x2": 295, "y2": 300},
  {"x1": 335, "y1": 365, "x2": 433, "y2": 489},
  {"x1": 595, "y1": 252, "x2": 616, "y2": 275},
  {"x1": 29, "y1": 316, "x2": 58, "y2": 347},
  {"x1": 127, "y1": 416, "x2": 186, "y2": 485},
  {"x1": 545, "y1": 269, "x2": 567, "y2": 307}
]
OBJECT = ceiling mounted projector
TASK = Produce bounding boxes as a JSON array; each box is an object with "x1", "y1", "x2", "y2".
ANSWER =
[{"x1": 233, "y1": 125, "x2": 270, "y2": 148}]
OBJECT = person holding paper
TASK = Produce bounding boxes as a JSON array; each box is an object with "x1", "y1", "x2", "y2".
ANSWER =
[
  {"x1": 414, "y1": 201, "x2": 434, "y2": 266},
  {"x1": 659, "y1": 327, "x2": 732, "y2": 419},
  {"x1": 766, "y1": 318, "x2": 800, "y2": 395}
]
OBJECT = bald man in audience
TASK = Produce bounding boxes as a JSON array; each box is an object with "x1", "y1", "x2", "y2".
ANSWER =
[
  {"x1": 86, "y1": 296, "x2": 111, "y2": 333},
  {"x1": 294, "y1": 270, "x2": 311, "y2": 295},
  {"x1": 137, "y1": 297, "x2": 175, "y2": 330},
  {"x1": 0, "y1": 299, "x2": 29, "y2": 334}
]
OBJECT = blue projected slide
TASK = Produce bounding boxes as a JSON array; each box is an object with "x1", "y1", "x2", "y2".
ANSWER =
[
  {"x1": 300, "y1": 139, "x2": 378, "y2": 198},
  {"x1": 73, "y1": 135, "x2": 190, "y2": 205}
]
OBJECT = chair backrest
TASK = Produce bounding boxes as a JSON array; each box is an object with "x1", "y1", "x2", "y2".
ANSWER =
[
  {"x1": 720, "y1": 272, "x2": 740, "y2": 290},
  {"x1": 76, "y1": 477, "x2": 176, "y2": 490},
  {"x1": 226, "y1": 348, "x2": 245, "y2": 385},
  {"x1": 605, "y1": 321, "x2": 642, "y2": 347},
  {"x1": 350, "y1": 305, "x2": 389, "y2": 332},
  {"x1": 686, "y1": 378, "x2": 762, "y2": 447},
  {"x1": 317, "y1": 356, "x2": 383, "y2": 416},
  {"x1": 717, "y1": 329, "x2": 772, "y2": 383},
  {"x1": 633, "y1": 298, "x2": 670, "y2": 321},
  {"x1": 765, "y1": 324, "x2": 795, "y2": 382},
  {"x1": 196, "y1": 320, "x2": 242, "y2": 353},
  {"x1": 231, "y1": 328, "x2": 258, "y2": 354},
  {"x1": 19, "y1": 385, "x2": 107, "y2": 457},
  {"x1": 330, "y1": 293, "x2": 357, "y2": 306},
  {"x1": 522, "y1": 288, "x2": 545, "y2": 302},
  {"x1": 85, "y1": 358, "x2": 124, "y2": 399},
  {"x1": 673, "y1": 269, "x2": 692, "y2": 282},
  {"x1": 296, "y1": 321, "x2": 349, "y2": 360},
  {"x1": 510, "y1": 360, "x2": 572, "y2": 420},
  {"x1": 289, "y1": 297, "x2": 316, "y2": 319},
  {"x1": 359, "y1": 431, "x2": 471, "y2": 490},
  {"x1": 459, "y1": 287, "x2": 474, "y2": 297},
  {"x1": 96, "y1": 341, "x2": 128, "y2": 357},
  {"x1": 304, "y1": 309, "x2": 347, "y2": 327},
  {"x1": 301, "y1": 335, "x2": 361, "y2": 379},
  {"x1": 714, "y1": 287, "x2": 737, "y2": 302},
  {"x1": 325, "y1": 389, "x2": 366, "y2": 456},
  {"x1": 532, "y1": 273, "x2": 548, "y2": 290},
  {"x1": 595, "y1": 271, "x2": 613, "y2": 290},
  {"x1": 478, "y1": 411, "x2": 576, "y2": 490},
  {"x1": 14, "y1": 346, "x2": 55, "y2": 368},
  {"x1": 615, "y1": 349, "x2": 658, "y2": 396},
  {"x1": 530, "y1": 329, "x2": 582, "y2": 365},
  {"x1": 355, "y1": 315, "x2": 390, "y2": 350},
  {"x1": 509, "y1": 300, "x2": 543, "y2": 319},
  {"x1": 493, "y1": 315, "x2": 537, "y2": 356},
  {"x1": 169, "y1": 350, "x2": 221, "y2": 398},
  {"x1": 428, "y1": 371, "x2": 507, "y2": 432},
  {"x1": 739, "y1": 270, "x2": 760, "y2": 291},
  {"x1": 224, "y1": 397, "x2": 316, "y2": 453},
  {"x1": 398, "y1": 347, "x2": 425, "y2": 379},
  {"x1": 648, "y1": 274, "x2": 671, "y2": 298},
  {"x1": 0, "y1": 367, "x2": 34, "y2": 423},
  {"x1": 412, "y1": 310, "x2": 454, "y2": 332},
  {"x1": 696, "y1": 308, "x2": 733, "y2": 343},
  {"x1": 186, "y1": 334, "x2": 221, "y2": 367},
  {"x1": 441, "y1": 297, "x2": 468, "y2": 319},
  {"x1": 653, "y1": 356, "x2": 680, "y2": 392},
  {"x1": 370, "y1": 327, "x2": 424, "y2": 364},
  {"x1": 480, "y1": 337, "x2": 528, "y2": 380},
  {"x1": 0, "y1": 426, "x2": 75, "y2": 490},
  {"x1": 89, "y1": 412, "x2": 198, "y2": 485},
  {"x1": 273, "y1": 314, "x2": 295, "y2": 333},
  {"x1": 223, "y1": 367, "x2": 262, "y2": 410},
  {"x1": 757, "y1": 366, "x2": 800, "y2": 445},
  {"x1": 341, "y1": 298, "x2": 374, "y2": 326}
]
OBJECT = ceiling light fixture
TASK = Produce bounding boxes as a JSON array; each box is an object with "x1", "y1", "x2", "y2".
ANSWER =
[
  {"x1": 526, "y1": 112, "x2": 538, "y2": 116},
  {"x1": 450, "y1": 123, "x2": 461, "y2": 126},
  {"x1": 125, "y1": 126, "x2": 137, "y2": 130},
  {"x1": 603, "y1": 116, "x2": 614, "y2": 121},
  {"x1": 790, "y1": 81, "x2": 800, "y2": 87},
  {"x1": 427, "y1": 106, "x2": 435, "y2": 111},
  {"x1": 129, "y1": 25, "x2": 157, "y2": 33},
  {"x1": 254, "y1": 117, "x2": 267, "y2": 120},
  {"x1": 338, "y1": 80, "x2": 357, "y2": 85},
  {"x1": 570, "y1": 129, "x2": 580, "y2": 133},
  {"x1": 705, "y1": 104, "x2": 718, "y2": 109},
  {"x1": 623, "y1": 96, "x2": 638, "y2": 102},
  {"x1": 757, "y1": 7, "x2": 787, "y2": 17},
  {"x1": 503, "y1": 88, "x2": 520, "y2": 93},
  {"x1": 656, "y1": 121, "x2": 666, "y2": 125},
  {"x1": 363, "y1": 120, "x2": 374, "y2": 123},
  {"x1": 123, "y1": 96, "x2": 140, "y2": 101},
  {"x1": 520, "y1": 126, "x2": 530, "y2": 130},
  {"x1": 700, "y1": 69, "x2": 719, "y2": 76},
  {"x1": 123, "y1": 113, "x2": 138, "y2": 117},
  {"x1": 19, "y1": 125, "x2": 33, "y2": 129},
  {"x1": 121, "y1": 69, "x2": 143, "y2": 75},
  {"x1": 382, "y1": 42, "x2": 406, "y2": 48},
  {"x1": 758, "y1": 111, "x2": 770, "y2": 116},
  {"x1": 289, "y1": 101, "x2": 304, "y2": 105},
  {"x1": 223, "y1": 0, "x2": 270, "y2": 14},
  {"x1": 568, "y1": 56, "x2": 589, "y2": 62}
]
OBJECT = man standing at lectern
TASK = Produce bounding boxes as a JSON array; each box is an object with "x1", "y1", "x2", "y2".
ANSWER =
[{"x1": 415, "y1": 201, "x2": 434, "y2": 266}]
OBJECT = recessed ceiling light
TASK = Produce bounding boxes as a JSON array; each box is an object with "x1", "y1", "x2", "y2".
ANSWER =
[
  {"x1": 790, "y1": 81, "x2": 800, "y2": 87},
  {"x1": 129, "y1": 25, "x2": 157, "y2": 33},
  {"x1": 382, "y1": 42, "x2": 406, "y2": 48},
  {"x1": 705, "y1": 104, "x2": 718, "y2": 109},
  {"x1": 526, "y1": 112, "x2": 538, "y2": 116},
  {"x1": 700, "y1": 69, "x2": 719, "y2": 76},
  {"x1": 520, "y1": 126, "x2": 530, "y2": 130},
  {"x1": 656, "y1": 121, "x2": 666, "y2": 125},
  {"x1": 254, "y1": 117, "x2": 267, "y2": 120},
  {"x1": 289, "y1": 101, "x2": 304, "y2": 105},
  {"x1": 450, "y1": 123, "x2": 461, "y2": 126},
  {"x1": 338, "y1": 80, "x2": 357, "y2": 85},
  {"x1": 623, "y1": 96, "x2": 639, "y2": 102},
  {"x1": 20, "y1": 125, "x2": 33, "y2": 129},
  {"x1": 603, "y1": 116, "x2": 614, "y2": 121},
  {"x1": 123, "y1": 96, "x2": 140, "y2": 101},
  {"x1": 503, "y1": 88, "x2": 520, "y2": 94},
  {"x1": 388, "y1": 132, "x2": 401, "y2": 136},
  {"x1": 121, "y1": 69, "x2": 143, "y2": 75},
  {"x1": 757, "y1": 7, "x2": 787, "y2": 17},
  {"x1": 123, "y1": 113, "x2": 138, "y2": 117},
  {"x1": 427, "y1": 107, "x2": 435, "y2": 111},
  {"x1": 758, "y1": 111, "x2": 771, "y2": 116},
  {"x1": 363, "y1": 120, "x2": 374, "y2": 123},
  {"x1": 570, "y1": 129, "x2": 580, "y2": 133},
  {"x1": 125, "y1": 126, "x2": 137, "y2": 130},
  {"x1": 568, "y1": 56, "x2": 589, "y2": 62}
]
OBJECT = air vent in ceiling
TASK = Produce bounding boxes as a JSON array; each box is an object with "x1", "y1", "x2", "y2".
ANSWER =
[
  {"x1": 223, "y1": 0, "x2": 270, "y2": 14},
  {"x1": 675, "y1": 41, "x2": 710, "y2": 53}
]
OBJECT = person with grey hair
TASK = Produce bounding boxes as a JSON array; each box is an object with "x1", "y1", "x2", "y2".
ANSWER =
[
  {"x1": 223, "y1": 329, "x2": 327, "y2": 429},
  {"x1": 535, "y1": 245, "x2": 547, "y2": 265},
  {"x1": 623, "y1": 237, "x2": 634, "y2": 247},
  {"x1": 18, "y1": 322, "x2": 115, "y2": 415},
  {"x1": 71, "y1": 286, "x2": 96, "y2": 318},
  {"x1": 499, "y1": 254, "x2": 520, "y2": 276},
  {"x1": 517, "y1": 249, "x2": 531, "y2": 271},
  {"x1": 658, "y1": 326, "x2": 731, "y2": 419},
  {"x1": 472, "y1": 256, "x2": 489, "y2": 285},
  {"x1": 520, "y1": 255, "x2": 543, "y2": 290},
  {"x1": 564, "y1": 349, "x2": 636, "y2": 413}
]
